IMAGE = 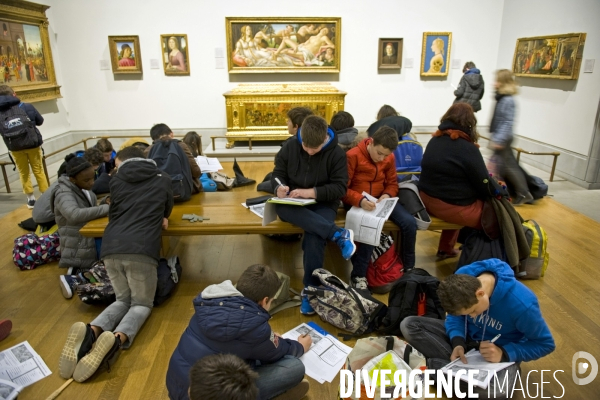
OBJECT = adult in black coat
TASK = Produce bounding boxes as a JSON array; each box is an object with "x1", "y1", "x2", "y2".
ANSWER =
[{"x1": 453, "y1": 61, "x2": 485, "y2": 112}]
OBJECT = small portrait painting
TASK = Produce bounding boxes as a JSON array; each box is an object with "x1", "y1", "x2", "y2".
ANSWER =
[
  {"x1": 161, "y1": 34, "x2": 190, "y2": 75},
  {"x1": 378, "y1": 38, "x2": 403, "y2": 69},
  {"x1": 108, "y1": 35, "x2": 143, "y2": 74},
  {"x1": 421, "y1": 32, "x2": 452, "y2": 76}
]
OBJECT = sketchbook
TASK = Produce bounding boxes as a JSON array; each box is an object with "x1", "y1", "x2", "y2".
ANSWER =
[
  {"x1": 195, "y1": 156, "x2": 223, "y2": 172},
  {"x1": 344, "y1": 192, "x2": 398, "y2": 246},
  {"x1": 282, "y1": 322, "x2": 352, "y2": 384},
  {"x1": 441, "y1": 349, "x2": 514, "y2": 389},
  {"x1": 262, "y1": 197, "x2": 316, "y2": 226}
]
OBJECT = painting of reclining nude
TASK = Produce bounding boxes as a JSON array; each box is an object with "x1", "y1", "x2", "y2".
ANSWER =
[
  {"x1": 226, "y1": 17, "x2": 341, "y2": 73},
  {"x1": 512, "y1": 33, "x2": 586, "y2": 80}
]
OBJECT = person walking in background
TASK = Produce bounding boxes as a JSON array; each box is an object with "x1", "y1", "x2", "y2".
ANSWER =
[{"x1": 454, "y1": 61, "x2": 485, "y2": 112}]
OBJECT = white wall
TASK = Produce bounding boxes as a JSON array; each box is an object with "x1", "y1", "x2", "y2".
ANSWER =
[
  {"x1": 40, "y1": 0, "x2": 504, "y2": 133},
  {"x1": 497, "y1": 0, "x2": 600, "y2": 156}
]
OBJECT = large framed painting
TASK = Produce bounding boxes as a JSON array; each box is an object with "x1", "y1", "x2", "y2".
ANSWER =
[
  {"x1": 378, "y1": 38, "x2": 403, "y2": 69},
  {"x1": 161, "y1": 34, "x2": 190, "y2": 76},
  {"x1": 0, "y1": 0, "x2": 61, "y2": 102},
  {"x1": 225, "y1": 17, "x2": 341, "y2": 73},
  {"x1": 108, "y1": 35, "x2": 142, "y2": 74},
  {"x1": 420, "y1": 32, "x2": 452, "y2": 77},
  {"x1": 512, "y1": 33, "x2": 586, "y2": 79}
]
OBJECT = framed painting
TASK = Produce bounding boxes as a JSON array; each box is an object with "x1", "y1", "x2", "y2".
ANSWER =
[
  {"x1": 160, "y1": 34, "x2": 190, "y2": 76},
  {"x1": 420, "y1": 32, "x2": 452, "y2": 77},
  {"x1": 108, "y1": 35, "x2": 142, "y2": 74},
  {"x1": 512, "y1": 33, "x2": 586, "y2": 79},
  {"x1": 225, "y1": 17, "x2": 341, "y2": 73},
  {"x1": 378, "y1": 38, "x2": 403, "y2": 69},
  {"x1": 0, "y1": 0, "x2": 61, "y2": 102}
]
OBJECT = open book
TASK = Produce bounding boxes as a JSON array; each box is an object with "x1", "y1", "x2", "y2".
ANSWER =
[
  {"x1": 267, "y1": 197, "x2": 317, "y2": 206},
  {"x1": 195, "y1": 156, "x2": 223, "y2": 172},
  {"x1": 345, "y1": 192, "x2": 398, "y2": 246},
  {"x1": 441, "y1": 349, "x2": 515, "y2": 389}
]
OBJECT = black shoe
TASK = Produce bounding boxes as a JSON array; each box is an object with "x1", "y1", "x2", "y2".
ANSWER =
[
  {"x1": 512, "y1": 192, "x2": 534, "y2": 206},
  {"x1": 73, "y1": 332, "x2": 122, "y2": 382},
  {"x1": 59, "y1": 323, "x2": 96, "y2": 379},
  {"x1": 27, "y1": 199, "x2": 36, "y2": 209}
]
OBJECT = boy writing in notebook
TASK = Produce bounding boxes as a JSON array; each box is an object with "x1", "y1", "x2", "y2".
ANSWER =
[
  {"x1": 401, "y1": 258, "x2": 555, "y2": 398},
  {"x1": 270, "y1": 115, "x2": 355, "y2": 315}
]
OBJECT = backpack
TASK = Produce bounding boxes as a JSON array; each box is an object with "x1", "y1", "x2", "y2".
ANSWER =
[
  {"x1": 527, "y1": 175, "x2": 548, "y2": 200},
  {"x1": 200, "y1": 173, "x2": 217, "y2": 192},
  {"x1": 394, "y1": 134, "x2": 423, "y2": 182},
  {"x1": 305, "y1": 269, "x2": 387, "y2": 338},
  {"x1": 515, "y1": 220, "x2": 549, "y2": 280},
  {"x1": 378, "y1": 268, "x2": 445, "y2": 336},
  {"x1": 0, "y1": 103, "x2": 40, "y2": 151},
  {"x1": 76, "y1": 261, "x2": 116, "y2": 305},
  {"x1": 148, "y1": 139, "x2": 193, "y2": 202},
  {"x1": 154, "y1": 256, "x2": 183, "y2": 305},
  {"x1": 366, "y1": 233, "x2": 404, "y2": 294},
  {"x1": 456, "y1": 227, "x2": 506, "y2": 269},
  {"x1": 209, "y1": 171, "x2": 235, "y2": 190},
  {"x1": 268, "y1": 271, "x2": 302, "y2": 315},
  {"x1": 13, "y1": 232, "x2": 61, "y2": 270},
  {"x1": 397, "y1": 182, "x2": 432, "y2": 230}
]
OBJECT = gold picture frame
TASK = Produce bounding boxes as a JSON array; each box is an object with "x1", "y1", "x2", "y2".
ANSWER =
[
  {"x1": 420, "y1": 32, "x2": 452, "y2": 77},
  {"x1": 226, "y1": 17, "x2": 341, "y2": 74},
  {"x1": 512, "y1": 33, "x2": 586, "y2": 80},
  {"x1": 108, "y1": 35, "x2": 142, "y2": 74},
  {"x1": 378, "y1": 38, "x2": 403, "y2": 70},
  {"x1": 160, "y1": 34, "x2": 190, "y2": 76},
  {"x1": 0, "y1": 0, "x2": 61, "y2": 102}
]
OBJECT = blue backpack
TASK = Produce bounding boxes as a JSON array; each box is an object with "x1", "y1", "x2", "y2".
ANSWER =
[{"x1": 394, "y1": 134, "x2": 423, "y2": 181}]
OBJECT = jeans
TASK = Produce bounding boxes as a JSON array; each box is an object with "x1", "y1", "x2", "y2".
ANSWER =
[
  {"x1": 401, "y1": 316, "x2": 521, "y2": 399},
  {"x1": 351, "y1": 202, "x2": 417, "y2": 277},
  {"x1": 276, "y1": 203, "x2": 339, "y2": 287},
  {"x1": 91, "y1": 257, "x2": 157, "y2": 348},
  {"x1": 254, "y1": 355, "x2": 305, "y2": 400}
]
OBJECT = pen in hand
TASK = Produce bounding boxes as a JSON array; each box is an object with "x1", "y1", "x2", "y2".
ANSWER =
[
  {"x1": 274, "y1": 177, "x2": 289, "y2": 196},
  {"x1": 302, "y1": 328, "x2": 313, "y2": 338},
  {"x1": 490, "y1": 334, "x2": 501, "y2": 344}
]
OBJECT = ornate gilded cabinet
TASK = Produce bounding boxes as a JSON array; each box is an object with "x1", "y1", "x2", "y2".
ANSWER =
[{"x1": 223, "y1": 83, "x2": 346, "y2": 148}]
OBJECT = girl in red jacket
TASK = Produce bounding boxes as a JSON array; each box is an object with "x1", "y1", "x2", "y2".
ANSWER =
[{"x1": 343, "y1": 126, "x2": 417, "y2": 290}]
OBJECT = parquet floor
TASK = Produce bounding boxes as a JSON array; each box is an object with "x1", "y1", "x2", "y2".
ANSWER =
[{"x1": 0, "y1": 162, "x2": 598, "y2": 399}]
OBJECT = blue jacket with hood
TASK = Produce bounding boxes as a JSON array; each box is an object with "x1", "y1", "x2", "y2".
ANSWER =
[
  {"x1": 271, "y1": 126, "x2": 348, "y2": 212},
  {"x1": 165, "y1": 280, "x2": 305, "y2": 400},
  {"x1": 446, "y1": 258, "x2": 555, "y2": 363}
]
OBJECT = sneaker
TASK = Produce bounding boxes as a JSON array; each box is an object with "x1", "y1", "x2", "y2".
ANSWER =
[
  {"x1": 66, "y1": 267, "x2": 83, "y2": 276},
  {"x1": 26, "y1": 199, "x2": 35, "y2": 209},
  {"x1": 512, "y1": 192, "x2": 534, "y2": 206},
  {"x1": 300, "y1": 293, "x2": 315, "y2": 315},
  {"x1": 60, "y1": 275, "x2": 81, "y2": 299},
  {"x1": 351, "y1": 276, "x2": 369, "y2": 291},
  {"x1": 332, "y1": 228, "x2": 356, "y2": 260},
  {"x1": 273, "y1": 378, "x2": 310, "y2": 400},
  {"x1": 59, "y1": 322, "x2": 96, "y2": 379},
  {"x1": 73, "y1": 332, "x2": 121, "y2": 383},
  {"x1": 0, "y1": 319, "x2": 12, "y2": 342},
  {"x1": 436, "y1": 249, "x2": 460, "y2": 260}
]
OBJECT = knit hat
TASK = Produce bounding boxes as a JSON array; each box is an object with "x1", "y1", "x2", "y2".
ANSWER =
[{"x1": 65, "y1": 153, "x2": 92, "y2": 177}]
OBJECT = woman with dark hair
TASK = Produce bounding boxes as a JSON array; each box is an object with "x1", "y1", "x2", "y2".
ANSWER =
[
  {"x1": 367, "y1": 104, "x2": 413, "y2": 139},
  {"x1": 453, "y1": 61, "x2": 485, "y2": 112},
  {"x1": 418, "y1": 103, "x2": 492, "y2": 258},
  {"x1": 183, "y1": 131, "x2": 202, "y2": 158}
]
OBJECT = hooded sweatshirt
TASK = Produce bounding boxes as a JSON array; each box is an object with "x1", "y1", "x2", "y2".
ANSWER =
[
  {"x1": 453, "y1": 68, "x2": 485, "y2": 112},
  {"x1": 367, "y1": 115, "x2": 413, "y2": 139},
  {"x1": 446, "y1": 258, "x2": 555, "y2": 363},
  {"x1": 166, "y1": 280, "x2": 304, "y2": 400},
  {"x1": 101, "y1": 158, "x2": 173, "y2": 261},
  {"x1": 271, "y1": 126, "x2": 348, "y2": 211}
]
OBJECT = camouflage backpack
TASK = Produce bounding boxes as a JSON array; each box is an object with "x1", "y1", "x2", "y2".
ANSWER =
[
  {"x1": 304, "y1": 269, "x2": 387, "y2": 338},
  {"x1": 76, "y1": 261, "x2": 116, "y2": 305}
]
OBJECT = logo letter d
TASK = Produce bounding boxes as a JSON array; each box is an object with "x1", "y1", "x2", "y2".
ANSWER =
[{"x1": 572, "y1": 351, "x2": 598, "y2": 385}]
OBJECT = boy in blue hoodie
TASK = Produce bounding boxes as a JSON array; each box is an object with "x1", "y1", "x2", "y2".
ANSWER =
[
  {"x1": 166, "y1": 264, "x2": 312, "y2": 400},
  {"x1": 401, "y1": 258, "x2": 555, "y2": 398},
  {"x1": 270, "y1": 115, "x2": 355, "y2": 315}
]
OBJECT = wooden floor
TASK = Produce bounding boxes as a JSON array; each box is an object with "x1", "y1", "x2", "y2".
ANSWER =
[{"x1": 1, "y1": 161, "x2": 599, "y2": 399}]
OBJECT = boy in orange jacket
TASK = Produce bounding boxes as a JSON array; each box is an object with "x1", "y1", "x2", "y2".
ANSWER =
[{"x1": 342, "y1": 126, "x2": 417, "y2": 290}]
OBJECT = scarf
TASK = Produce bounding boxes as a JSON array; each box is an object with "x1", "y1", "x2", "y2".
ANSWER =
[{"x1": 433, "y1": 120, "x2": 480, "y2": 148}]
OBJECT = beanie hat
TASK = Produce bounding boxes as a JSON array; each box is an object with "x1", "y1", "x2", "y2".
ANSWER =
[{"x1": 65, "y1": 153, "x2": 92, "y2": 177}]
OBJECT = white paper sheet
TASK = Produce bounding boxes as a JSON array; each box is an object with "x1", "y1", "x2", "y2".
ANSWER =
[
  {"x1": 0, "y1": 379, "x2": 21, "y2": 400},
  {"x1": 282, "y1": 323, "x2": 352, "y2": 384},
  {"x1": 241, "y1": 202, "x2": 265, "y2": 219},
  {"x1": 441, "y1": 349, "x2": 514, "y2": 389},
  {"x1": 345, "y1": 193, "x2": 398, "y2": 245},
  {"x1": 195, "y1": 156, "x2": 223, "y2": 172},
  {"x1": 0, "y1": 341, "x2": 51, "y2": 389}
]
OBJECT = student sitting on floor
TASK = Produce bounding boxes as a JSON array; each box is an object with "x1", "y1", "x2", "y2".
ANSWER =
[
  {"x1": 58, "y1": 146, "x2": 173, "y2": 383},
  {"x1": 52, "y1": 154, "x2": 109, "y2": 278},
  {"x1": 270, "y1": 115, "x2": 355, "y2": 315},
  {"x1": 166, "y1": 264, "x2": 311, "y2": 400},
  {"x1": 400, "y1": 258, "x2": 555, "y2": 399},
  {"x1": 330, "y1": 111, "x2": 358, "y2": 152},
  {"x1": 343, "y1": 126, "x2": 417, "y2": 290},
  {"x1": 189, "y1": 353, "x2": 259, "y2": 400}
]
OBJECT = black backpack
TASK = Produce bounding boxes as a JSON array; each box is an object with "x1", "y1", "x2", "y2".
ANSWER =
[
  {"x1": 0, "y1": 103, "x2": 39, "y2": 151},
  {"x1": 154, "y1": 256, "x2": 182, "y2": 306},
  {"x1": 456, "y1": 227, "x2": 505, "y2": 269},
  {"x1": 378, "y1": 268, "x2": 445, "y2": 336},
  {"x1": 148, "y1": 139, "x2": 193, "y2": 202}
]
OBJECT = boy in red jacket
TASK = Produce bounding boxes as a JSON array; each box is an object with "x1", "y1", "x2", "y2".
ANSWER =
[{"x1": 343, "y1": 126, "x2": 417, "y2": 290}]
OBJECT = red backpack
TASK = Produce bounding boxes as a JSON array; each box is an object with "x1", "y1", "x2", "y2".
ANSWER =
[{"x1": 366, "y1": 233, "x2": 404, "y2": 294}]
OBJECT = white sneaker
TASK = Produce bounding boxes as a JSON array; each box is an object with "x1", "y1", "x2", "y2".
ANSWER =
[{"x1": 352, "y1": 276, "x2": 369, "y2": 291}]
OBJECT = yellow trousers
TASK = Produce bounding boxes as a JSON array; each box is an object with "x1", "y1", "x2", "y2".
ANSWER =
[{"x1": 10, "y1": 146, "x2": 49, "y2": 195}]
